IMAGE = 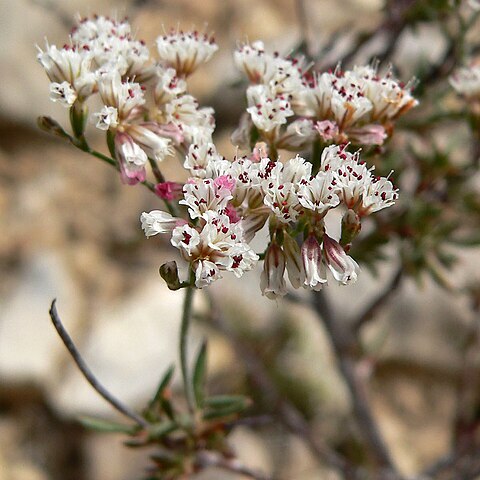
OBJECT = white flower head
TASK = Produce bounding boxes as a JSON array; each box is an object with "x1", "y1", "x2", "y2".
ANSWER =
[
  {"x1": 37, "y1": 43, "x2": 96, "y2": 101},
  {"x1": 156, "y1": 30, "x2": 218, "y2": 77},
  {"x1": 154, "y1": 67, "x2": 187, "y2": 105},
  {"x1": 359, "y1": 174, "x2": 399, "y2": 215},
  {"x1": 297, "y1": 171, "x2": 341, "y2": 214},
  {"x1": 184, "y1": 142, "x2": 222, "y2": 178},
  {"x1": 180, "y1": 178, "x2": 233, "y2": 220},
  {"x1": 246, "y1": 85, "x2": 293, "y2": 134},
  {"x1": 97, "y1": 71, "x2": 145, "y2": 123}
]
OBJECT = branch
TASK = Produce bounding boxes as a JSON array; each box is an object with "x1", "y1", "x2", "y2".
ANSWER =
[
  {"x1": 203, "y1": 292, "x2": 358, "y2": 478},
  {"x1": 196, "y1": 450, "x2": 274, "y2": 480},
  {"x1": 49, "y1": 300, "x2": 148, "y2": 427},
  {"x1": 312, "y1": 291, "x2": 399, "y2": 475},
  {"x1": 352, "y1": 265, "x2": 403, "y2": 334}
]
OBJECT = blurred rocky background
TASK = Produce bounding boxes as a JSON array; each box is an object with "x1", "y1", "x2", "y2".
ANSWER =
[{"x1": 1, "y1": 0, "x2": 480, "y2": 479}]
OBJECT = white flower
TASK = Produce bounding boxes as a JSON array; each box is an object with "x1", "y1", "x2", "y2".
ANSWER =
[
  {"x1": 94, "y1": 106, "x2": 119, "y2": 130},
  {"x1": 170, "y1": 211, "x2": 257, "y2": 287},
  {"x1": 141, "y1": 210, "x2": 180, "y2": 237},
  {"x1": 282, "y1": 155, "x2": 312, "y2": 185},
  {"x1": 156, "y1": 30, "x2": 218, "y2": 76},
  {"x1": 194, "y1": 260, "x2": 222, "y2": 288},
  {"x1": 49, "y1": 81, "x2": 77, "y2": 107},
  {"x1": 171, "y1": 224, "x2": 202, "y2": 256},
  {"x1": 234, "y1": 41, "x2": 274, "y2": 83},
  {"x1": 301, "y1": 234, "x2": 327, "y2": 290},
  {"x1": 226, "y1": 244, "x2": 259, "y2": 278},
  {"x1": 297, "y1": 171, "x2": 340, "y2": 214},
  {"x1": 154, "y1": 67, "x2": 187, "y2": 105},
  {"x1": 97, "y1": 71, "x2": 145, "y2": 123},
  {"x1": 297, "y1": 71, "x2": 373, "y2": 129},
  {"x1": 234, "y1": 41, "x2": 304, "y2": 99},
  {"x1": 180, "y1": 178, "x2": 233, "y2": 220},
  {"x1": 359, "y1": 175, "x2": 398, "y2": 215},
  {"x1": 184, "y1": 142, "x2": 222, "y2": 178},
  {"x1": 323, "y1": 234, "x2": 359, "y2": 285},
  {"x1": 262, "y1": 173, "x2": 300, "y2": 224},
  {"x1": 246, "y1": 85, "x2": 293, "y2": 134},
  {"x1": 331, "y1": 156, "x2": 372, "y2": 209},
  {"x1": 127, "y1": 124, "x2": 172, "y2": 162},
  {"x1": 349, "y1": 65, "x2": 418, "y2": 122},
  {"x1": 37, "y1": 43, "x2": 96, "y2": 101}
]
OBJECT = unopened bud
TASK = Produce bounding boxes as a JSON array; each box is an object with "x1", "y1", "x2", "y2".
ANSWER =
[
  {"x1": 159, "y1": 261, "x2": 181, "y2": 290},
  {"x1": 69, "y1": 101, "x2": 88, "y2": 138},
  {"x1": 37, "y1": 116, "x2": 69, "y2": 139},
  {"x1": 341, "y1": 209, "x2": 362, "y2": 245}
]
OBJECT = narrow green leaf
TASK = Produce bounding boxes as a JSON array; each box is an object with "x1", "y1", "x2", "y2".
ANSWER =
[
  {"x1": 79, "y1": 416, "x2": 138, "y2": 434},
  {"x1": 149, "y1": 364, "x2": 175, "y2": 409},
  {"x1": 203, "y1": 405, "x2": 250, "y2": 420},
  {"x1": 193, "y1": 340, "x2": 208, "y2": 408},
  {"x1": 204, "y1": 395, "x2": 249, "y2": 409},
  {"x1": 147, "y1": 420, "x2": 177, "y2": 440}
]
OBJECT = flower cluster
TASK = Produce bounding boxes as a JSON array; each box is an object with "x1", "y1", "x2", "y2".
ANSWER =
[
  {"x1": 38, "y1": 18, "x2": 408, "y2": 297},
  {"x1": 38, "y1": 15, "x2": 217, "y2": 184},
  {"x1": 233, "y1": 42, "x2": 418, "y2": 148},
  {"x1": 142, "y1": 143, "x2": 398, "y2": 295}
]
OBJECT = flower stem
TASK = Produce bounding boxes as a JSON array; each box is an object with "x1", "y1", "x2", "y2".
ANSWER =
[{"x1": 180, "y1": 281, "x2": 196, "y2": 414}]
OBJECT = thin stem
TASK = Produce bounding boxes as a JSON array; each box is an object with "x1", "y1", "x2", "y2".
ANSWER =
[
  {"x1": 196, "y1": 450, "x2": 275, "y2": 480},
  {"x1": 180, "y1": 283, "x2": 196, "y2": 414},
  {"x1": 148, "y1": 156, "x2": 166, "y2": 184},
  {"x1": 352, "y1": 265, "x2": 403, "y2": 334},
  {"x1": 49, "y1": 300, "x2": 148, "y2": 427},
  {"x1": 312, "y1": 290, "x2": 398, "y2": 474}
]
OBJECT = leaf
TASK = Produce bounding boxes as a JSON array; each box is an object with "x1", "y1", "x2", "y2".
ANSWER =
[
  {"x1": 79, "y1": 416, "x2": 138, "y2": 434},
  {"x1": 147, "y1": 420, "x2": 177, "y2": 440},
  {"x1": 149, "y1": 365, "x2": 175, "y2": 410},
  {"x1": 193, "y1": 340, "x2": 208, "y2": 408},
  {"x1": 203, "y1": 396, "x2": 251, "y2": 420},
  {"x1": 204, "y1": 395, "x2": 250, "y2": 408}
]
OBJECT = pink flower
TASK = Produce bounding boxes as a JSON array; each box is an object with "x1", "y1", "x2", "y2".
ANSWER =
[
  {"x1": 316, "y1": 120, "x2": 339, "y2": 142},
  {"x1": 213, "y1": 175, "x2": 236, "y2": 193},
  {"x1": 155, "y1": 181, "x2": 183, "y2": 201}
]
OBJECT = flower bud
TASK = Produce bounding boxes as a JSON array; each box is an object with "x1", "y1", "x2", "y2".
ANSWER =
[
  {"x1": 260, "y1": 242, "x2": 287, "y2": 298},
  {"x1": 37, "y1": 116, "x2": 69, "y2": 139},
  {"x1": 159, "y1": 261, "x2": 181, "y2": 290},
  {"x1": 301, "y1": 234, "x2": 327, "y2": 290},
  {"x1": 283, "y1": 233, "x2": 305, "y2": 289},
  {"x1": 341, "y1": 209, "x2": 362, "y2": 245},
  {"x1": 69, "y1": 100, "x2": 88, "y2": 138},
  {"x1": 323, "y1": 234, "x2": 359, "y2": 285}
]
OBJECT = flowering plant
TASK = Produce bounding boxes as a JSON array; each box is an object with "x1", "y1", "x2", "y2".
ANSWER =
[{"x1": 37, "y1": 3, "x2": 480, "y2": 479}]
